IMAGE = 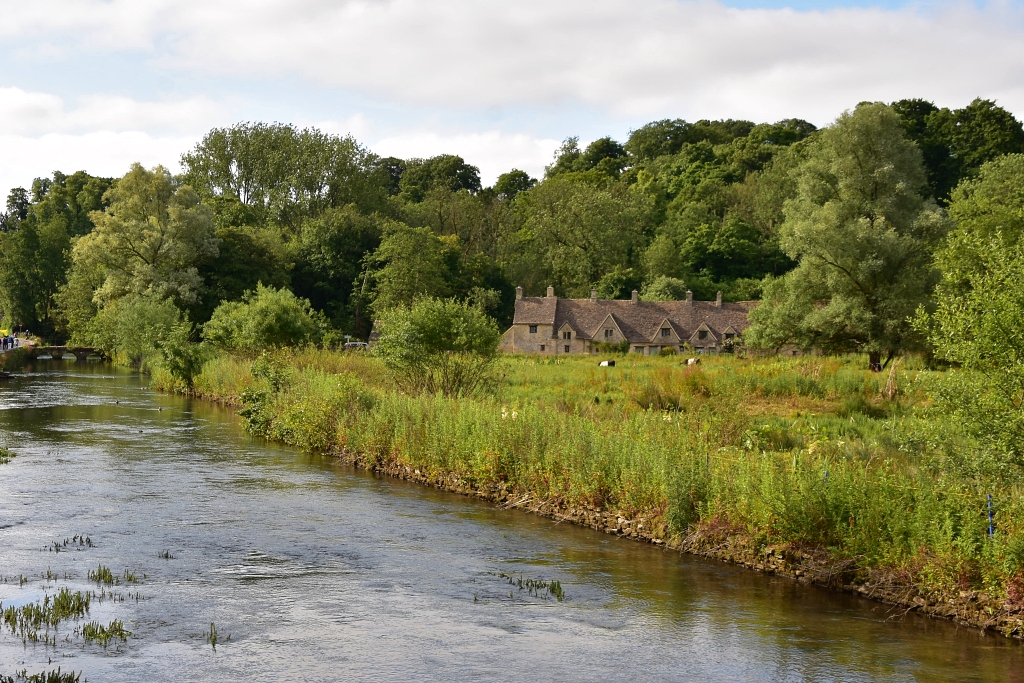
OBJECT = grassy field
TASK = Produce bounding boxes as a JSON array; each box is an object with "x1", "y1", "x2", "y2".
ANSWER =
[{"x1": 153, "y1": 350, "x2": 1024, "y2": 612}]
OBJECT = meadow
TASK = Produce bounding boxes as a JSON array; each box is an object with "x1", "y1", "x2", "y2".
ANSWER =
[{"x1": 154, "y1": 350, "x2": 1024, "y2": 624}]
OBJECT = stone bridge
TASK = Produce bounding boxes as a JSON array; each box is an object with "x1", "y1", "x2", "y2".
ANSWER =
[{"x1": 29, "y1": 346, "x2": 108, "y2": 361}]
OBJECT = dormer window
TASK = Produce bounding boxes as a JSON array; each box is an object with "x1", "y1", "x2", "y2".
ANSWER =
[
  {"x1": 661, "y1": 328, "x2": 670, "y2": 337},
  {"x1": 562, "y1": 331, "x2": 572, "y2": 340},
  {"x1": 725, "y1": 332, "x2": 735, "y2": 340},
  {"x1": 529, "y1": 325, "x2": 537, "y2": 334},
  {"x1": 698, "y1": 330, "x2": 708, "y2": 340},
  {"x1": 604, "y1": 329, "x2": 613, "y2": 338}
]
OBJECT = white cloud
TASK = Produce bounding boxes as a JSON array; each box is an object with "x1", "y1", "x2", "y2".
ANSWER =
[
  {"x1": 0, "y1": 87, "x2": 225, "y2": 136},
  {"x1": 1, "y1": 0, "x2": 1022, "y2": 123},
  {"x1": 0, "y1": 132, "x2": 198, "y2": 198}
]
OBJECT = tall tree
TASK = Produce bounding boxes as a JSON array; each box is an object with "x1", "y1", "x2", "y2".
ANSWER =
[
  {"x1": 746, "y1": 103, "x2": 947, "y2": 368},
  {"x1": 0, "y1": 172, "x2": 111, "y2": 339},
  {"x1": 892, "y1": 98, "x2": 1024, "y2": 202},
  {"x1": 67, "y1": 164, "x2": 217, "y2": 312}
]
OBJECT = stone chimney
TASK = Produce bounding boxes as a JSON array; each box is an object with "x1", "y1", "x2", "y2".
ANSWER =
[
  {"x1": 546, "y1": 285, "x2": 555, "y2": 298},
  {"x1": 516, "y1": 286, "x2": 523, "y2": 301},
  {"x1": 686, "y1": 290, "x2": 693, "y2": 304},
  {"x1": 715, "y1": 291, "x2": 722, "y2": 308},
  {"x1": 631, "y1": 289, "x2": 639, "y2": 304},
  {"x1": 590, "y1": 288, "x2": 598, "y2": 303}
]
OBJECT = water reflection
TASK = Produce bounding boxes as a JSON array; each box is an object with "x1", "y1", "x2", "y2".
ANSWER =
[{"x1": 0, "y1": 362, "x2": 1020, "y2": 682}]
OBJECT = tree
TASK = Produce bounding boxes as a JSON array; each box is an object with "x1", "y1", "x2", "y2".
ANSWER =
[
  {"x1": 372, "y1": 297, "x2": 501, "y2": 396},
  {"x1": 292, "y1": 206, "x2": 380, "y2": 334},
  {"x1": 892, "y1": 98, "x2": 1024, "y2": 202},
  {"x1": 918, "y1": 154, "x2": 1024, "y2": 473},
  {"x1": 70, "y1": 164, "x2": 218, "y2": 308},
  {"x1": 195, "y1": 224, "x2": 292, "y2": 324},
  {"x1": 745, "y1": 103, "x2": 947, "y2": 368},
  {"x1": 508, "y1": 177, "x2": 655, "y2": 297},
  {"x1": 0, "y1": 173, "x2": 112, "y2": 339},
  {"x1": 641, "y1": 276, "x2": 689, "y2": 301},
  {"x1": 493, "y1": 170, "x2": 536, "y2": 200},
  {"x1": 180, "y1": 122, "x2": 387, "y2": 229},
  {"x1": 546, "y1": 136, "x2": 628, "y2": 179},
  {"x1": 203, "y1": 284, "x2": 323, "y2": 353},
  {"x1": 399, "y1": 155, "x2": 481, "y2": 202},
  {"x1": 369, "y1": 223, "x2": 451, "y2": 313}
]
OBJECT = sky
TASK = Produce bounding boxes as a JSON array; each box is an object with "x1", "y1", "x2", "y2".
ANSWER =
[{"x1": 0, "y1": 0, "x2": 1022, "y2": 200}]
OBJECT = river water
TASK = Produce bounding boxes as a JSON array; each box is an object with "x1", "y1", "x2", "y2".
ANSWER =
[{"x1": 0, "y1": 362, "x2": 1021, "y2": 682}]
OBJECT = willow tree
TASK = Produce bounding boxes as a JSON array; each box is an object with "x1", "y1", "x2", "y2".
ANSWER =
[
  {"x1": 59, "y1": 164, "x2": 217, "y2": 342},
  {"x1": 746, "y1": 103, "x2": 947, "y2": 369}
]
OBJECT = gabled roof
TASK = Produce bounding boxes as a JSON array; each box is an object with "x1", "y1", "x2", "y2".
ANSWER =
[{"x1": 511, "y1": 295, "x2": 755, "y2": 344}]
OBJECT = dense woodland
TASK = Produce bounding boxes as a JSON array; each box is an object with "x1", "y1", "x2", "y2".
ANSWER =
[{"x1": 0, "y1": 97, "x2": 1022, "y2": 366}]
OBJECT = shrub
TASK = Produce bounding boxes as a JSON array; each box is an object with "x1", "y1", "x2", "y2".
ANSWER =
[
  {"x1": 372, "y1": 297, "x2": 501, "y2": 397},
  {"x1": 157, "y1": 320, "x2": 208, "y2": 395},
  {"x1": 203, "y1": 284, "x2": 323, "y2": 353},
  {"x1": 86, "y1": 293, "x2": 180, "y2": 368}
]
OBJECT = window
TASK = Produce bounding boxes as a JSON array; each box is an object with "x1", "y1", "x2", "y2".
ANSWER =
[
  {"x1": 562, "y1": 330, "x2": 571, "y2": 340},
  {"x1": 564, "y1": 345, "x2": 570, "y2": 353},
  {"x1": 679, "y1": 345, "x2": 685, "y2": 352},
  {"x1": 661, "y1": 328, "x2": 670, "y2": 337},
  {"x1": 540, "y1": 344, "x2": 545, "y2": 351},
  {"x1": 529, "y1": 325, "x2": 537, "y2": 334},
  {"x1": 604, "y1": 329, "x2": 613, "y2": 338},
  {"x1": 725, "y1": 332, "x2": 734, "y2": 340},
  {"x1": 634, "y1": 346, "x2": 643, "y2": 353},
  {"x1": 698, "y1": 330, "x2": 708, "y2": 340},
  {"x1": 696, "y1": 347, "x2": 704, "y2": 354}
]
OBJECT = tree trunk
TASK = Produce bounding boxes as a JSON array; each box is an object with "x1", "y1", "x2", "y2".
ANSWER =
[{"x1": 868, "y1": 351, "x2": 882, "y2": 372}]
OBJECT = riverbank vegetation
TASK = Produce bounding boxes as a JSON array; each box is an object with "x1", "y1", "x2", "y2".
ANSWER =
[{"x1": 152, "y1": 348, "x2": 1024, "y2": 622}]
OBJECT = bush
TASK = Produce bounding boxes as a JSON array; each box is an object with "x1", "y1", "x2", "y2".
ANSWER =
[
  {"x1": 372, "y1": 297, "x2": 501, "y2": 396},
  {"x1": 203, "y1": 284, "x2": 323, "y2": 353},
  {"x1": 86, "y1": 293, "x2": 180, "y2": 368},
  {"x1": 157, "y1": 321, "x2": 208, "y2": 394}
]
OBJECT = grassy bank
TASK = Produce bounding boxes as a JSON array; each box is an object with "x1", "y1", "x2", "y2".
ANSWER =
[{"x1": 154, "y1": 350, "x2": 1024, "y2": 633}]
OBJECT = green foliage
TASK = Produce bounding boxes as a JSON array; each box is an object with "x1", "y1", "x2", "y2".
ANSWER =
[
  {"x1": 196, "y1": 224, "x2": 291, "y2": 323},
  {"x1": 494, "y1": 170, "x2": 536, "y2": 199},
  {"x1": 747, "y1": 103, "x2": 947, "y2": 366},
  {"x1": 641, "y1": 276, "x2": 689, "y2": 301},
  {"x1": 892, "y1": 97, "x2": 1024, "y2": 202},
  {"x1": 373, "y1": 297, "x2": 501, "y2": 396},
  {"x1": 86, "y1": 292, "x2": 180, "y2": 368},
  {"x1": 0, "y1": 172, "x2": 111, "y2": 339},
  {"x1": 369, "y1": 223, "x2": 452, "y2": 313},
  {"x1": 292, "y1": 205, "x2": 380, "y2": 333},
  {"x1": 399, "y1": 155, "x2": 481, "y2": 202},
  {"x1": 157, "y1": 320, "x2": 208, "y2": 393},
  {"x1": 180, "y1": 122, "x2": 387, "y2": 228},
  {"x1": 509, "y1": 177, "x2": 655, "y2": 297},
  {"x1": 919, "y1": 154, "x2": 1024, "y2": 474},
  {"x1": 203, "y1": 284, "x2": 322, "y2": 353},
  {"x1": 68, "y1": 164, "x2": 217, "y2": 311}
]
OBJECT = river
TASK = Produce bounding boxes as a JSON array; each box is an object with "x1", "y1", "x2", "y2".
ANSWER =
[{"x1": 0, "y1": 362, "x2": 1021, "y2": 682}]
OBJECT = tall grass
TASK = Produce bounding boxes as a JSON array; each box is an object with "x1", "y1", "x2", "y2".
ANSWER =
[{"x1": 175, "y1": 349, "x2": 1024, "y2": 603}]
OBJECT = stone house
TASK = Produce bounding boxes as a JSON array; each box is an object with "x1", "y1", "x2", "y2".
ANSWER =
[{"x1": 500, "y1": 286, "x2": 755, "y2": 356}]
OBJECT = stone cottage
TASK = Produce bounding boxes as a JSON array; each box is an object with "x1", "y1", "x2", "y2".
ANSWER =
[{"x1": 500, "y1": 286, "x2": 755, "y2": 356}]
